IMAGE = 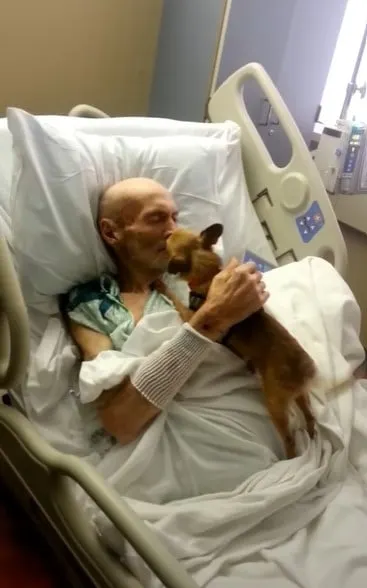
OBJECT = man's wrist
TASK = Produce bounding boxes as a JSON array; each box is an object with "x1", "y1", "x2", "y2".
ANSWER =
[{"x1": 189, "y1": 302, "x2": 229, "y2": 342}]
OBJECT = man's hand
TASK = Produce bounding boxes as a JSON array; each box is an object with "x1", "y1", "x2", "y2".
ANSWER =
[{"x1": 189, "y1": 258, "x2": 269, "y2": 340}]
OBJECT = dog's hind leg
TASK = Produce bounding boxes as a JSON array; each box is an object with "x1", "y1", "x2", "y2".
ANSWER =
[
  {"x1": 295, "y1": 393, "x2": 315, "y2": 439},
  {"x1": 265, "y1": 393, "x2": 296, "y2": 459}
]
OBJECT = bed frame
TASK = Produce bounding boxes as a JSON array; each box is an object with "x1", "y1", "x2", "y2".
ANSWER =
[{"x1": 0, "y1": 63, "x2": 347, "y2": 588}]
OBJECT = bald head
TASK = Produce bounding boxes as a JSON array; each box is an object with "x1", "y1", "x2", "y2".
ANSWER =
[
  {"x1": 98, "y1": 177, "x2": 172, "y2": 227},
  {"x1": 97, "y1": 177, "x2": 178, "y2": 274}
]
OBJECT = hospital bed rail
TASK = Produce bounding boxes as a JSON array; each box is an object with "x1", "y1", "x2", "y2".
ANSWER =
[
  {"x1": 0, "y1": 235, "x2": 29, "y2": 389},
  {"x1": 0, "y1": 233, "x2": 198, "y2": 588},
  {"x1": 208, "y1": 62, "x2": 348, "y2": 277},
  {"x1": 0, "y1": 406, "x2": 199, "y2": 588}
]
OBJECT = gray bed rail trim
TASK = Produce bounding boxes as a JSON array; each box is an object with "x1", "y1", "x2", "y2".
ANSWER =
[{"x1": 0, "y1": 405, "x2": 199, "y2": 588}]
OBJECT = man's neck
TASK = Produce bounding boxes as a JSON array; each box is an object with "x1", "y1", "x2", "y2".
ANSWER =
[{"x1": 116, "y1": 261, "x2": 162, "y2": 293}]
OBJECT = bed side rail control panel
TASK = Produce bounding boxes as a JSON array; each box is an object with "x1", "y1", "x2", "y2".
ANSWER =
[{"x1": 208, "y1": 62, "x2": 347, "y2": 276}]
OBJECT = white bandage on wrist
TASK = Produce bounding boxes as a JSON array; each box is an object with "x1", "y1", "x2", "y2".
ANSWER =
[{"x1": 131, "y1": 323, "x2": 212, "y2": 409}]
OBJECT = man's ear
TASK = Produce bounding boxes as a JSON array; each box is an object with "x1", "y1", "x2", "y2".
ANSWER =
[
  {"x1": 99, "y1": 218, "x2": 121, "y2": 246},
  {"x1": 167, "y1": 256, "x2": 192, "y2": 275},
  {"x1": 200, "y1": 223, "x2": 223, "y2": 249}
]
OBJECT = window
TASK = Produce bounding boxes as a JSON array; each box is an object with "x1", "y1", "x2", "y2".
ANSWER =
[{"x1": 319, "y1": 0, "x2": 367, "y2": 127}]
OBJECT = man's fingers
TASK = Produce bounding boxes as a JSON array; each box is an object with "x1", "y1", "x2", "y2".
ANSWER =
[
  {"x1": 251, "y1": 290, "x2": 270, "y2": 312},
  {"x1": 234, "y1": 261, "x2": 257, "y2": 276},
  {"x1": 225, "y1": 257, "x2": 240, "y2": 270},
  {"x1": 254, "y1": 272, "x2": 263, "y2": 284},
  {"x1": 244, "y1": 262, "x2": 258, "y2": 274}
]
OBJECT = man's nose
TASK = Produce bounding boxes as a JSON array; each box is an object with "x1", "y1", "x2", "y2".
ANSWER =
[{"x1": 165, "y1": 218, "x2": 176, "y2": 238}]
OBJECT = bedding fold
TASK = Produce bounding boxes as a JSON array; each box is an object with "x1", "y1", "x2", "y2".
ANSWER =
[{"x1": 73, "y1": 257, "x2": 367, "y2": 587}]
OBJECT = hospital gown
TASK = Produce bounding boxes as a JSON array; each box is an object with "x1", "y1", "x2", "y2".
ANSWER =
[
  {"x1": 61, "y1": 272, "x2": 177, "y2": 457},
  {"x1": 61, "y1": 272, "x2": 174, "y2": 349}
]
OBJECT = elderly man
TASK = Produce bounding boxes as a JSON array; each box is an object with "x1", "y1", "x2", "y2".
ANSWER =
[
  {"x1": 61, "y1": 178, "x2": 367, "y2": 588},
  {"x1": 63, "y1": 177, "x2": 268, "y2": 445}
]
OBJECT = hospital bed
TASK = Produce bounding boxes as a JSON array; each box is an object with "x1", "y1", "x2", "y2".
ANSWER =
[{"x1": 0, "y1": 63, "x2": 347, "y2": 588}]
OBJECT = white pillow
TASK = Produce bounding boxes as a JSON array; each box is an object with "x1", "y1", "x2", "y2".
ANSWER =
[
  {"x1": 8, "y1": 108, "x2": 275, "y2": 315},
  {"x1": 5, "y1": 110, "x2": 275, "y2": 264},
  {"x1": 1, "y1": 111, "x2": 238, "y2": 219},
  {"x1": 22, "y1": 114, "x2": 235, "y2": 139},
  {"x1": 45, "y1": 114, "x2": 275, "y2": 269},
  {"x1": 1, "y1": 112, "x2": 242, "y2": 211},
  {"x1": 8, "y1": 109, "x2": 234, "y2": 313},
  {"x1": 0, "y1": 118, "x2": 13, "y2": 216}
]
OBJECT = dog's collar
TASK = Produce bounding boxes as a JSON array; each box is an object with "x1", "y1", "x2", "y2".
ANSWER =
[
  {"x1": 188, "y1": 277, "x2": 205, "y2": 290},
  {"x1": 189, "y1": 291, "x2": 206, "y2": 311}
]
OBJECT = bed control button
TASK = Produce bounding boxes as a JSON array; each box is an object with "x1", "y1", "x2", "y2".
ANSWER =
[
  {"x1": 243, "y1": 251, "x2": 276, "y2": 272},
  {"x1": 280, "y1": 172, "x2": 309, "y2": 212},
  {"x1": 296, "y1": 201, "x2": 325, "y2": 243}
]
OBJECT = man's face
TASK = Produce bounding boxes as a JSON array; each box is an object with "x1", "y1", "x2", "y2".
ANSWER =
[{"x1": 114, "y1": 194, "x2": 178, "y2": 271}]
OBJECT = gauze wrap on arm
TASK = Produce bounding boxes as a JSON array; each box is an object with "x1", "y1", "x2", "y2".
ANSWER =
[
  {"x1": 78, "y1": 322, "x2": 213, "y2": 407},
  {"x1": 131, "y1": 323, "x2": 213, "y2": 408}
]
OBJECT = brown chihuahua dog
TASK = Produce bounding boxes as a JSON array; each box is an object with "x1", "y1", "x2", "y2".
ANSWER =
[{"x1": 160, "y1": 223, "x2": 316, "y2": 459}]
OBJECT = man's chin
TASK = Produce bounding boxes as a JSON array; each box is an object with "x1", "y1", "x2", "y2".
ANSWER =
[
  {"x1": 154, "y1": 260, "x2": 169, "y2": 272},
  {"x1": 150, "y1": 253, "x2": 169, "y2": 272}
]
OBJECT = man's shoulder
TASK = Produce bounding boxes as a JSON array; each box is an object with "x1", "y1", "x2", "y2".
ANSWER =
[{"x1": 60, "y1": 272, "x2": 118, "y2": 313}]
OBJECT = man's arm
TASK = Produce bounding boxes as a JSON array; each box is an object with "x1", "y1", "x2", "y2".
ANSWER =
[
  {"x1": 67, "y1": 259, "x2": 268, "y2": 445},
  {"x1": 68, "y1": 320, "x2": 160, "y2": 444},
  {"x1": 68, "y1": 311, "x2": 223, "y2": 445},
  {"x1": 68, "y1": 320, "x2": 113, "y2": 360}
]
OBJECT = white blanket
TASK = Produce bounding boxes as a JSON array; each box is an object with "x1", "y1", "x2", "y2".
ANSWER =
[{"x1": 76, "y1": 257, "x2": 367, "y2": 588}]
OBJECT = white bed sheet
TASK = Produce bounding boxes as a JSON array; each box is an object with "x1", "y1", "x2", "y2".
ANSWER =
[
  {"x1": 72, "y1": 256, "x2": 367, "y2": 588},
  {"x1": 3, "y1": 113, "x2": 367, "y2": 587}
]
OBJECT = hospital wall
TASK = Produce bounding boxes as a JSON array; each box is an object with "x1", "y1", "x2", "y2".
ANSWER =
[
  {"x1": 150, "y1": 0, "x2": 347, "y2": 159},
  {"x1": 149, "y1": 0, "x2": 226, "y2": 122},
  {"x1": 0, "y1": 0, "x2": 163, "y2": 116},
  {"x1": 341, "y1": 225, "x2": 367, "y2": 348}
]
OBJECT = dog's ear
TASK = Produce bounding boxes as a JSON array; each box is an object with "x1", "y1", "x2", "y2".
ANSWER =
[
  {"x1": 200, "y1": 223, "x2": 223, "y2": 250},
  {"x1": 167, "y1": 256, "x2": 192, "y2": 275}
]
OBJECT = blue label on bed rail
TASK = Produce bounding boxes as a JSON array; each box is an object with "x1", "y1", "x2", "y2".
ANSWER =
[
  {"x1": 243, "y1": 251, "x2": 276, "y2": 272},
  {"x1": 296, "y1": 200, "x2": 325, "y2": 243}
]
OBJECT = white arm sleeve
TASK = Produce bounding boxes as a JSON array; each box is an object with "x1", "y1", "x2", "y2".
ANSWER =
[
  {"x1": 131, "y1": 323, "x2": 213, "y2": 409},
  {"x1": 79, "y1": 323, "x2": 213, "y2": 406}
]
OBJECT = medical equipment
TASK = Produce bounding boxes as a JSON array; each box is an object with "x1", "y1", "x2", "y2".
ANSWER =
[
  {"x1": 313, "y1": 119, "x2": 367, "y2": 194},
  {"x1": 0, "y1": 63, "x2": 348, "y2": 588},
  {"x1": 339, "y1": 122, "x2": 367, "y2": 194},
  {"x1": 312, "y1": 119, "x2": 352, "y2": 194},
  {"x1": 314, "y1": 120, "x2": 367, "y2": 236},
  {"x1": 313, "y1": 22, "x2": 367, "y2": 236}
]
